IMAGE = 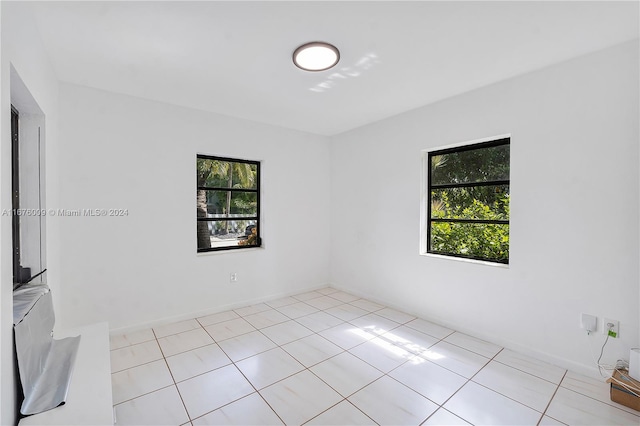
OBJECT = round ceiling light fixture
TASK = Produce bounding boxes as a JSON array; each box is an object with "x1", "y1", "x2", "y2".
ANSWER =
[{"x1": 293, "y1": 42, "x2": 340, "y2": 72}]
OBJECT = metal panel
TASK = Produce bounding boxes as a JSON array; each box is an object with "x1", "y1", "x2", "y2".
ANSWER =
[{"x1": 13, "y1": 286, "x2": 81, "y2": 416}]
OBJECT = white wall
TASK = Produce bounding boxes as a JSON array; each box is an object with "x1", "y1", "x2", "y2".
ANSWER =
[
  {"x1": 56, "y1": 83, "x2": 331, "y2": 331},
  {"x1": 330, "y1": 40, "x2": 639, "y2": 376},
  {"x1": 1, "y1": 3, "x2": 59, "y2": 424}
]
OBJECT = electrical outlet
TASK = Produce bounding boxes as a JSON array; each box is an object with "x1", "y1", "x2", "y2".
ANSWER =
[
  {"x1": 603, "y1": 318, "x2": 619, "y2": 338},
  {"x1": 230, "y1": 273, "x2": 238, "y2": 283},
  {"x1": 581, "y1": 313, "x2": 597, "y2": 334}
]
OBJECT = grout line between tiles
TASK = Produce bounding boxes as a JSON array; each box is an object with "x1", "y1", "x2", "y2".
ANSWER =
[
  {"x1": 556, "y1": 383, "x2": 640, "y2": 419},
  {"x1": 301, "y1": 398, "x2": 380, "y2": 426},
  {"x1": 491, "y1": 357, "x2": 566, "y2": 386},
  {"x1": 189, "y1": 353, "x2": 290, "y2": 426},
  {"x1": 111, "y1": 383, "x2": 176, "y2": 407},
  {"x1": 431, "y1": 346, "x2": 503, "y2": 424},
  {"x1": 152, "y1": 327, "x2": 193, "y2": 424},
  {"x1": 246, "y1": 305, "x2": 381, "y2": 424},
  {"x1": 538, "y1": 369, "x2": 568, "y2": 425},
  {"x1": 558, "y1": 374, "x2": 640, "y2": 417}
]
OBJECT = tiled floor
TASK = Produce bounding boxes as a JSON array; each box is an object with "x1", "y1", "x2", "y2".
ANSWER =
[{"x1": 109, "y1": 288, "x2": 640, "y2": 425}]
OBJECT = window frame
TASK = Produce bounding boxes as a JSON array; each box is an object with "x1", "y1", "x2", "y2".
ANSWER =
[
  {"x1": 425, "y1": 137, "x2": 510, "y2": 265},
  {"x1": 196, "y1": 154, "x2": 261, "y2": 253}
]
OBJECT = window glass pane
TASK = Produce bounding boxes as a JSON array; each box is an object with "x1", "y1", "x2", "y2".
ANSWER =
[
  {"x1": 197, "y1": 220, "x2": 258, "y2": 250},
  {"x1": 230, "y1": 192, "x2": 257, "y2": 215},
  {"x1": 197, "y1": 191, "x2": 258, "y2": 217},
  {"x1": 200, "y1": 190, "x2": 227, "y2": 216},
  {"x1": 197, "y1": 158, "x2": 231, "y2": 187},
  {"x1": 430, "y1": 222, "x2": 509, "y2": 263},
  {"x1": 196, "y1": 158, "x2": 258, "y2": 190},
  {"x1": 196, "y1": 155, "x2": 260, "y2": 252},
  {"x1": 431, "y1": 185, "x2": 509, "y2": 220},
  {"x1": 430, "y1": 143, "x2": 509, "y2": 185},
  {"x1": 231, "y1": 163, "x2": 258, "y2": 190}
]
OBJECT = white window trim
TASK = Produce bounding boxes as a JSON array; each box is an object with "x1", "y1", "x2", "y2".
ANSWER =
[{"x1": 419, "y1": 133, "x2": 511, "y2": 265}]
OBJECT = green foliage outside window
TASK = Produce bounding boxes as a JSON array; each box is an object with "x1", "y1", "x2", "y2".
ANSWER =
[{"x1": 428, "y1": 140, "x2": 510, "y2": 263}]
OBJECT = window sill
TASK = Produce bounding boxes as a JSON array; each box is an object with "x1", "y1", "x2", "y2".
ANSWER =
[
  {"x1": 420, "y1": 252, "x2": 509, "y2": 269},
  {"x1": 196, "y1": 246, "x2": 263, "y2": 256}
]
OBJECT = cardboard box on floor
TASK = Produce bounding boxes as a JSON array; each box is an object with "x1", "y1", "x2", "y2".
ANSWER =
[{"x1": 607, "y1": 370, "x2": 640, "y2": 412}]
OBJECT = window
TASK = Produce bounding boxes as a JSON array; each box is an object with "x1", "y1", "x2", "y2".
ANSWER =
[
  {"x1": 196, "y1": 155, "x2": 260, "y2": 252},
  {"x1": 425, "y1": 137, "x2": 510, "y2": 264}
]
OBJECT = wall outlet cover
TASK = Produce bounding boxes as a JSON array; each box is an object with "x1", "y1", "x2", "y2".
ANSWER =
[
  {"x1": 603, "y1": 318, "x2": 619, "y2": 338},
  {"x1": 581, "y1": 313, "x2": 597, "y2": 333}
]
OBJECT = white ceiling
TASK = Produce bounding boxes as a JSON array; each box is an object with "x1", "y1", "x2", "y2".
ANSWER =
[{"x1": 29, "y1": 1, "x2": 639, "y2": 136}]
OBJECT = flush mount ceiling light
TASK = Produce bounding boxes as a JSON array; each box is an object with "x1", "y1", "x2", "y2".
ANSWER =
[{"x1": 293, "y1": 42, "x2": 340, "y2": 72}]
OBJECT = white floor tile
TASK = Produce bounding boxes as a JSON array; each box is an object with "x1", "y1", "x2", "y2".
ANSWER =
[
  {"x1": 260, "y1": 370, "x2": 342, "y2": 425},
  {"x1": 295, "y1": 311, "x2": 343, "y2": 332},
  {"x1": 325, "y1": 304, "x2": 368, "y2": 321},
  {"x1": 235, "y1": 347, "x2": 304, "y2": 389},
  {"x1": 310, "y1": 352, "x2": 383, "y2": 397},
  {"x1": 327, "y1": 291, "x2": 361, "y2": 303},
  {"x1": 349, "y1": 337, "x2": 412, "y2": 373},
  {"x1": 405, "y1": 318, "x2": 454, "y2": 339},
  {"x1": 111, "y1": 359, "x2": 174, "y2": 404},
  {"x1": 265, "y1": 296, "x2": 299, "y2": 308},
  {"x1": 276, "y1": 301, "x2": 319, "y2": 319},
  {"x1": 291, "y1": 290, "x2": 324, "y2": 301},
  {"x1": 375, "y1": 307, "x2": 416, "y2": 324},
  {"x1": 177, "y1": 364, "x2": 253, "y2": 419},
  {"x1": 306, "y1": 400, "x2": 375, "y2": 425},
  {"x1": 444, "y1": 381, "x2": 542, "y2": 425},
  {"x1": 422, "y1": 341, "x2": 490, "y2": 378},
  {"x1": 217, "y1": 330, "x2": 277, "y2": 361},
  {"x1": 472, "y1": 361, "x2": 557, "y2": 412},
  {"x1": 389, "y1": 356, "x2": 467, "y2": 405},
  {"x1": 153, "y1": 319, "x2": 201, "y2": 338},
  {"x1": 204, "y1": 317, "x2": 255, "y2": 341},
  {"x1": 538, "y1": 415, "x2": 567, "y2": 425},
  {"x1": 158, "y1": 328, "x2": 214, "y2": 357},
  {"x1": 109, "y1": 294, "x2": 638, "y2": 426},
  {"x1": 243, "y1": 309, "x2": 289, "y2": 329},
  {"x1": 234, "y1": 303, "x2": 272, "y2": 317},
  {"x1": 349, "y1": 313, "x2": 401, "y2": 336},
  {"x1": 349, "y1": 376, "x2": 438, "y2": 425},
  {"x1": 166, "y1": 343, "x2": 231, "y2": 382},
  {"x1": 349, "y1": 299, "x2": 385, "y2": 312},
  {"x1": 305, "y1": 295, "x2": 345, "y2": 310},
  {"x1": 281, "y1": 334, "x2": 343, "y2": 367},
  {"x1": 260, "y1": 320, "x2": 313, "y2": 345},
  {"x1": 444, "y1": 332, "x2": 503, "y2": 358},
  {"x1": 494, "y1": 349, "x2": 566, "y2": 384},
  {"x1": 110, "y1": 328, "x2": 155, "y2": 350},
  {"x1": 560, "y1": 370, "x2": 640, "y2": 415},
  {"x1": 380, "y1": 325, "x2": 440, "y2": 356},
  {"x1": 545, "y1": 387, "x2": 640, "y2": 425},
  {"x1": 319, "y1": 323, "x2": 376, "y2": 350},
  {"x1": 423, "y1": 408, "x2": 471, "y2": 425},
  {"x1": 114, "y1": 385, "x2": 188, "y2": 425},
  {"x1": 110, "y1": 340, "x2": 163, "y2": 373},
  {"x1": 196, "y1": 310, "x2": 239, "y2": 327},
  {"x1": 191, "y1": 393, "x2": 283, "y2": 425}
]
